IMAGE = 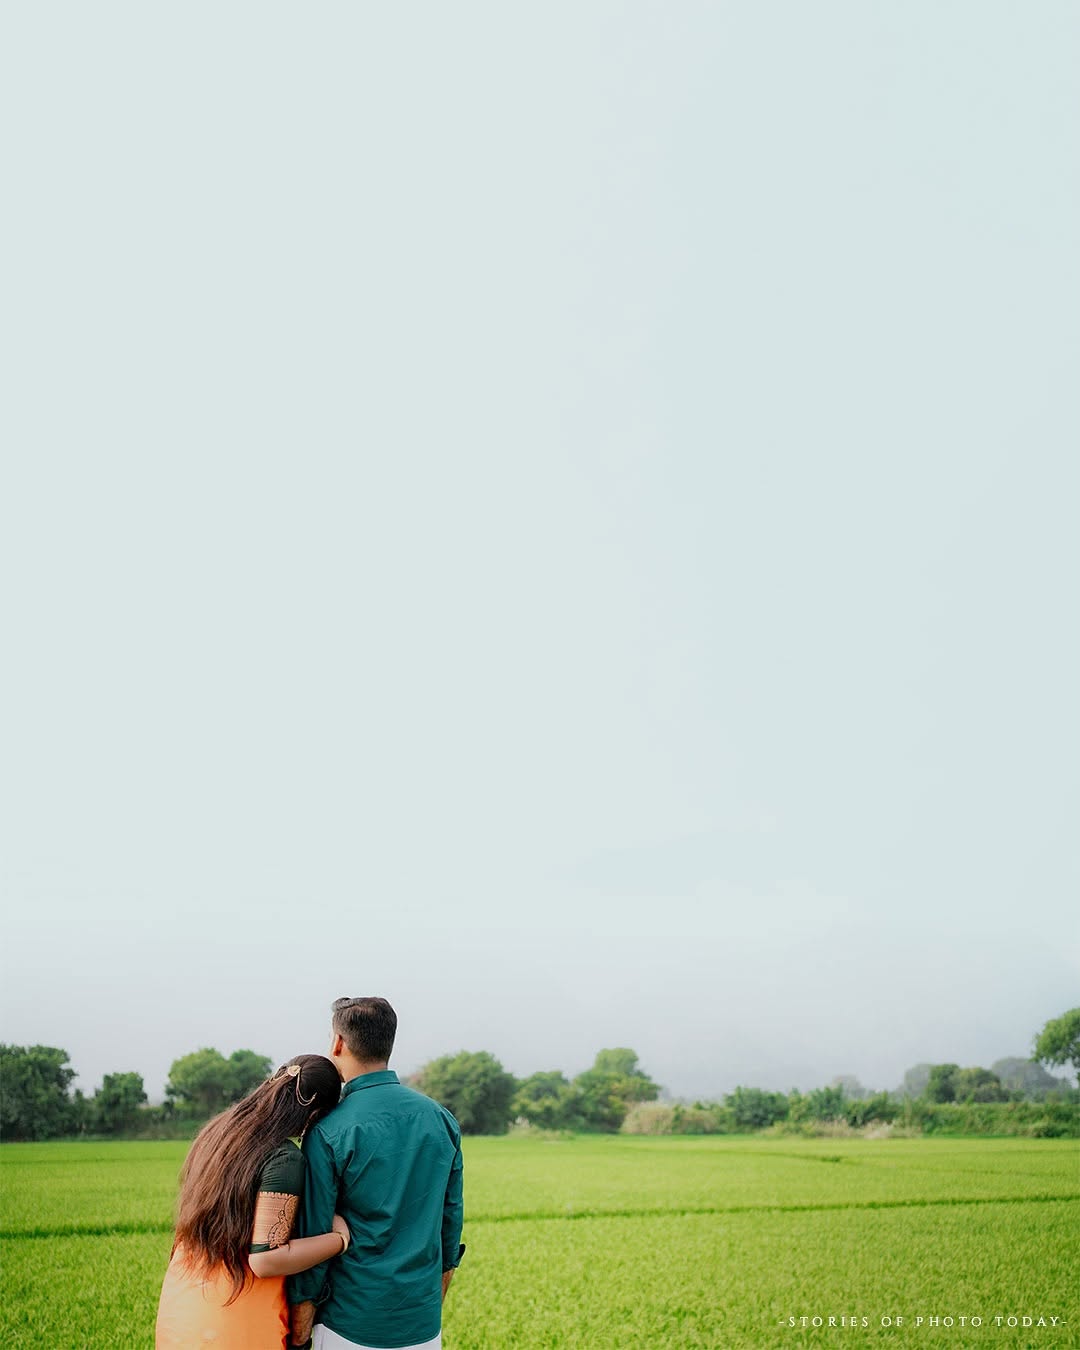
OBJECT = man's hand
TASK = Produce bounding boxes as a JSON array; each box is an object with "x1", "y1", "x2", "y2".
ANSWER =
[
  {"x1": 290, "y1": 1299, "x2": 316, "y2": 1347},
  {"x1": 441, "y1": 1268, "x2": 455, "y2": 1303}
]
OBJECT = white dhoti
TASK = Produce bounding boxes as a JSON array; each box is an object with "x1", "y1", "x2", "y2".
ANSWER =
[{"x1": 312, "y1": 1325, "x2": 441, "y2": 1350}]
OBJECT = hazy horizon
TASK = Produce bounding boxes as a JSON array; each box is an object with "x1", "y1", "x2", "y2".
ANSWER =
[{"x1": 3, "y1": 3, "x2": 1077, "y2": 1110}]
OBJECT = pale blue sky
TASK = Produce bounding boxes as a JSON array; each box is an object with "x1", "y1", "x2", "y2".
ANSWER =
[{"x1": 2, "y1": 2, "x2": 1077, "y2": 1101}]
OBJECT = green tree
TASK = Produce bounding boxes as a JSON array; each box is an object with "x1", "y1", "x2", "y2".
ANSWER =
[
  {"x1": 802, "y1": 1085, "x2": 847, "y2": 1121},
  {"x1": 953, "y1": 1067, "x2": 1009, "y2": 1104},
  {"x1": 725, "y1": 1086, "x2": 789, "y2": 1130},
  {"x1": 573, "y1": 1049, "x2": 660, "y2": 1132},
  {"x1": 226, "y1": 1050, "x2": 272, "y2": 1101},
  {"x1": 1033, "y1": 1009, "x2": 1080, "y2": 1076},
  {"x1": 0, "y1": 1045, "x2": 78, "y2": 1140},
  {"x1": 414, "y1": 1051, "x2": 517, "y2": 1134},
  {"x1": 512, "y1": 1071, "x2": 581, "y2": 1130},
  {"x1": 93, "y1": 1072, "x2": 147, "y2": 1134},
  {"x1": 572, "y1": 1069, "x2": 630, "y2": 1131},
  {"x1": 592, "y1": 1048, "x2": 643, "y2": 1077},
  {"x1": 844, "y1": 1091, "x2": 897, "y2": 1128},
  {"x1": 165, "y1": 1048, "x2": 233, "y2": 1117},
  {"x1": 164, "y1": 1048, "x2": 272, "y2": 1117},
  {"x1": 70, "y1": 1088, "x2": 92, "y2": 1136},
  {"x1": 925, "y1": 1064, "x2": 961, "y2": 1104}
]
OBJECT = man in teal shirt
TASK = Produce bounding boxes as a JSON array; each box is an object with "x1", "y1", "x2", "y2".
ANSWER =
[{"x1": 288, "y1": 997, "x2": 464, "y2": 1350}]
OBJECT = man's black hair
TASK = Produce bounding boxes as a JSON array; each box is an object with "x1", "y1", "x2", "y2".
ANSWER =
[{"x1": 331, "y1": 996, "x2": 397, "y2": 1063}]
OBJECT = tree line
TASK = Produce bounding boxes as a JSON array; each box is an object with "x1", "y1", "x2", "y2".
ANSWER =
[
  {"x1": 410, "y1": 1046, "x2": 661, "y2": 1133},
  {"x1": 0, "y1": 1043, "x2": 661, "y2": 1142},
  {"x1": 2, "y1": 1008, "x2": 1076, "y2": 1143},
  {"x1": 0, "y1": 1046, "x2": 274, "y2": 1142}
]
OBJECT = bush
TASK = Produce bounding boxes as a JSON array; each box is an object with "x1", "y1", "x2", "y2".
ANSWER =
[
  {"x1": 844, "y1": 1092, "x2": 899, "y2": 1128},
  {"x1": 621, "y1": 1103, "x2": 676, "y2": 1135},
  {"x1": 677, "y1": 1104, "x2": 734, "y2": 1134},
  {"x1": 725, "y1": 1086, "x2": 789, "y2": 1130},
  {"x1": 620, "y1": 1101, "x2": 751, "y2": 1136},
  {"x1": 914, "y1": 1100, "x2": 1079, "y2": 1137}
]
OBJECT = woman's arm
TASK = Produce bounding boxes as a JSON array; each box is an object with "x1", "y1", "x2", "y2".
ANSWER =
[
  {"x1": 248, "y1": 1225, "x2": 346, "y2": 1279},
  {"x1": 247, "y1": 1153, "x2": 350, "y2": 1280}
]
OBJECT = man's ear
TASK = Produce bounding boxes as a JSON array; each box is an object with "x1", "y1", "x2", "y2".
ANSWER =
[{"x1": 330, "y1": 1033, "x2": 346, "y2": 1059}]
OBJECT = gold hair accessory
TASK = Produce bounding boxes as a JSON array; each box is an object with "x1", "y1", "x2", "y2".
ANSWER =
[{"x1": 276, "y1": 1062, "x2": 318, "y2": 1106}]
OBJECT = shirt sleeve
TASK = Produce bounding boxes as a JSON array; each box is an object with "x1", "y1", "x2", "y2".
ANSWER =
[
  {"x1": 287, "y1": 1125, "x2": 338, "y2": 1306},
  {"x1": 441, "y1": 1125, "x2": 464, "y2": 1272},
  {"x1": 250, "y1": 1143, "x2": 305, "y2": 1254}
]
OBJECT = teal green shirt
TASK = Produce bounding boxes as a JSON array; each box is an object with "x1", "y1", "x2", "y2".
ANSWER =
[{"x1": 287, "y1": 1070, "x2": 464, "y2": 1349}]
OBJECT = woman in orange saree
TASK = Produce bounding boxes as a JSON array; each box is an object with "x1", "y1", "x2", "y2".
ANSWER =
[{"x1": 156, "y1": 1054, "x2": 347, "y2": 1349}]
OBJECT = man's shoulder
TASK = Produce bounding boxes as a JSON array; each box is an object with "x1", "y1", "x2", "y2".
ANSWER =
[
  {"x1": 397, "y1": 1083, "x2": 461, "y2": 1134},
  {"x1": 311, "y1": 1081, "x2": 460, "y2": 1138},
  {"x1": 305, "y1": 1094, "x2": 356, "y2": 1144}
]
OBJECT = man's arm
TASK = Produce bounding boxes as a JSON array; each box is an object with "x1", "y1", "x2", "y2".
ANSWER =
[
  {"x1": 290, "y1": 1300, "x2": 316, "y2": 1348},
  {"x1": 440, "y1": 1137, "x2": 464, "y2": 1298},
  {"x1": 287, "y1": 1126, "x2": 339, "y2": 1312}
]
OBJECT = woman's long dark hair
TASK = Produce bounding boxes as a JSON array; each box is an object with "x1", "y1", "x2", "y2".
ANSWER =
[{"x1": 173, "y1": 1053, "x2": 341, "y2": 1302}]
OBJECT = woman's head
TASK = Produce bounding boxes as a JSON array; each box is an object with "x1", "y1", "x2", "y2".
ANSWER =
[
  {"x1": 173, "y1": 1053, "x2": 341, "y2": 1300},
  {"x1": 261, "y1": 1054, "x2": 342, "y2": 1136}
]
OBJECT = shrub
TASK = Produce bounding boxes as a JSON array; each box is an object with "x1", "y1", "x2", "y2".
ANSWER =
[{"x1": 621, "y1": 1103, "x2": 676, "y2": 1135}]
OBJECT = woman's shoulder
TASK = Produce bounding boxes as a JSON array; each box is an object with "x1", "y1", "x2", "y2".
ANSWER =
[{"x1": 257, "y1": 1138, "x2": 306, "y2": 1194}]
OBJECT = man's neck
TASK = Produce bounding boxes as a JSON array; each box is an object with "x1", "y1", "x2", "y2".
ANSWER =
[{"x1": 340, "y1": 1056, "x2": 390, "y2": 1082}]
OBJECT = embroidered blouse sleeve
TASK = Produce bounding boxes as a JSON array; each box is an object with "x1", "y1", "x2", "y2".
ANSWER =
[{"x1": 250, "y1": 1142, "x2": 306, "y2": 1253}]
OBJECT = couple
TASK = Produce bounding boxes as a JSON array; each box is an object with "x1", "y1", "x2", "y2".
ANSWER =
[{"x1": 156, "y1": 997, "x2": 465, "y2": 1350}]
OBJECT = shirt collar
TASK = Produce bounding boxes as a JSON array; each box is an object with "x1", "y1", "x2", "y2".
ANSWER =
[{"x1": 341, "y1": 1069, "x2": 399, "y2": 1097}]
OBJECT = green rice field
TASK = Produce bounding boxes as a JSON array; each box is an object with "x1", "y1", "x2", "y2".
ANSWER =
[{"x1": 1, "y1": 1135, "x2": 1077, "y2": 1347}]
